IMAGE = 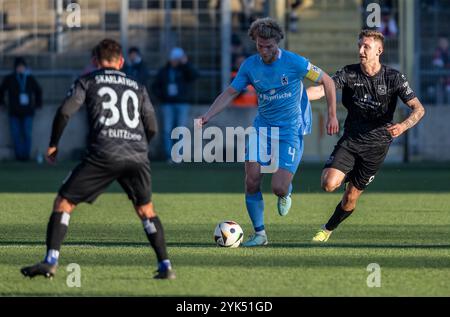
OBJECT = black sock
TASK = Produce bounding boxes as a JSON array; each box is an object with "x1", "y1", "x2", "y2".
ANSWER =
[
  {"x1": 142, "y1": 216, "x2": 168, "y2": 263},
  {"x1": 45, "y1": 211, "x2": 70, "y2": 264},
  {"x1": 325, "y1": 202, "x2": 353, "y2": 231}
]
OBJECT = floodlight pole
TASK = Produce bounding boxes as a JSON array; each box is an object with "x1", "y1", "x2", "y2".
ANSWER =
[
  {"x1": 55, "y1": 0, "x2": 63, "y2": 53},
  {"x1": 399, "y1": 0, "x2": 416, "y2": 163},
  {"x1": 221, "y1": 0, "x2": 231, "y2": 91},
  {"x1": 120, "y1": 0, "x2": 129, "y2": 60}
]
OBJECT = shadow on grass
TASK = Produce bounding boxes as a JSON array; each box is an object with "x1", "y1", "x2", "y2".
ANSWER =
[
  {"x1": 1, "y1": 240, "x2": 449, "y2": 250},
  {"x1": 0, "y1": 162, "x2": 450, "y2": 193},
  {"x1": 1, "y1": 223, "x2": 449, "y2": 248},
  {"x1": 4, "y1": 244, "x2": 450, "y2": 269}
]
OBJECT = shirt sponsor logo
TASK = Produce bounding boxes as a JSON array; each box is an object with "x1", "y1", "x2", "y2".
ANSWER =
[
  {"x1": 258, "y1": 91, "x2": 292, "y2": 102},
  {"x1": 102, "y1": 128, "x2": 143, "y2": 141}
]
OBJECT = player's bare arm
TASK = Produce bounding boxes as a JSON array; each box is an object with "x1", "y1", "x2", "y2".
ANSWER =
[
  {"x1": 305, "y1": 66, "x2": 338, "y2": 135},
  {"x1": 387, "y1": 97, "x2": 425, "y2": 138},
  {"x1": 198, "y1": 86, "x2": 240, "y2": 126},
  {"x1": 306, "y1": 84, "x2": 324, "y2": 101},
  {"x1": 318, "y1": 73, "x2": 339, "y2": 135}
]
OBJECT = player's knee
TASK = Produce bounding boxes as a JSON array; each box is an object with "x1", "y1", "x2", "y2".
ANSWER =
[
  {"x1": 272, "y1": 184, "x2": 288, "y2": 197},
  {"x1": 321, "y1": 179, "x2": 339, "y2": 193}
]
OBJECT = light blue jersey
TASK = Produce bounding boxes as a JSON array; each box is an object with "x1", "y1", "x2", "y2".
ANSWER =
[
  {"x1": 231, "y1": 49, "x2": 318, "y2": 139},
  {"x1": 232, "y1": 49, "x2": 322, "y2": 173}
]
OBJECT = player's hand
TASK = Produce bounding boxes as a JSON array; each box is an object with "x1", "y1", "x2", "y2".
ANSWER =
[
  {"x1": 387, "y1": 123, "x2": 407, "y2": 138},
  {"x1": 196, "y1": 115, "x2": 209, "y2": 128},
  {"x1": 326, "y1": 116, "x2": 339, "y2": 135},
  {"x1": 46, "y1": 146, "x2": 58, "y2": 164}
]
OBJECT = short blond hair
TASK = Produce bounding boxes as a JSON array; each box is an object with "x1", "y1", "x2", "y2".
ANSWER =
[
  {"x1": 359, "y1": 29, "x2": 385, "y2": 48},
  {"x1": 248, "y1": 17, "x2": 284, "y2": 43}
]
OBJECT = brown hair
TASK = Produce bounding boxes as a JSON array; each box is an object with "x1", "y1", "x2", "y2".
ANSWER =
[
  {"x1": 248, "y1": 17, "x2": 284, "y2": 43},
  {"x1": 359, "y1": 29, "x2": 385, "y2": 48},
  {"x1": 94, "y1": 39, "x2": 123, "y2": 63}
]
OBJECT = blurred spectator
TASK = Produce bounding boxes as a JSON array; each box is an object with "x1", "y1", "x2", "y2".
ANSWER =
[
  {"x1": 209, "y1": 0, "x2": 263, "y2": 30},
  {"x1": 379, "y1": 10, "x2": 398, "y2": 39},
  {"x1": 231, "y1": 55, "x2": 257, "y2": 108},
  {"x1": 433, "y1": 37, "x2": 450, "y2": 68},
  {"x1": 289, "y1": 0, "x2": 314, "y2": 33},
  {"x1": 122, "y1": 46, "x2": 149, "y2": 87},
  {"x1": 152, "y1": 48, "x2": 198, "y2": 162},
  {"x1": 231, "y1": 34, "x2": 248, "y2": 67},
  {"x1": 432, "y1": 37, "x2": 450, "y2": 103},
  {"x1": 0, "y1": 57, "x2": 42, "y2": 161},
  {"x1": 239, "y1": 0, "x2": 257, "y2": 31}
]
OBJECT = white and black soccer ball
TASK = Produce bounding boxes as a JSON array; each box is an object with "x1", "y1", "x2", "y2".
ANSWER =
[{"x1": 214, "y1": 220, "x2": 244, "y2": 248}]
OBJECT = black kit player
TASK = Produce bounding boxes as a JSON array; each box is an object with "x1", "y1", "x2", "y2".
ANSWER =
[
  {"x1": 21, "y1": 39, "x2": 175, "y2": 279},
  {"x1": 307, "y1": 30, "x2": 425, "y2": 242}
]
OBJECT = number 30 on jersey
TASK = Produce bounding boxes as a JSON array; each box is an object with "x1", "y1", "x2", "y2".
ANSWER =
[{"x1": 98, "y1": 87, "x2": 140, "y2": 129}]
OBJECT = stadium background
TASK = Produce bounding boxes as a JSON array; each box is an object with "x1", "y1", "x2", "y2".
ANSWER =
[{"x1": 0, "y1": 0, "x2": 449, "y2": 162}]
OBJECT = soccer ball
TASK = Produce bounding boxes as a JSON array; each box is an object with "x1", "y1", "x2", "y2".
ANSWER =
[{"x1": 214, "y1": 220, "x2": 244, "y2": 248}]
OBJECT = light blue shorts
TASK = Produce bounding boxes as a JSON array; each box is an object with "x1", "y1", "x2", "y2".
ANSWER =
[{"x1": 245, "y1": 129, "x2": 304, "y2": 174}]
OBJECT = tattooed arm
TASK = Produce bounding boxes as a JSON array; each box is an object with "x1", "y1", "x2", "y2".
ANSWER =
[{"x1": 387, "y1": 97, "x2": 426, "y2": 138}]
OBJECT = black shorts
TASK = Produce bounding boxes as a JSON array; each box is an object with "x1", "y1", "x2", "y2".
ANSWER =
[
  {"x1": 59, "y1": 158, "x2": 152, "y2": 206},
  {"x1": 324, "y1": 137, "x2": 390, "y2": 190}
]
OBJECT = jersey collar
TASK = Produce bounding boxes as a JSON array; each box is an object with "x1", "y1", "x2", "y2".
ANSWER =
[{"x1": 259, "y1": 49, "x2": 283, "y2": 63}]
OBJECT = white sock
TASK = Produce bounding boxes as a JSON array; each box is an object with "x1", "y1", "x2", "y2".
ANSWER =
[{"x1": 255, "y1": 229, "x2": 266, "y2": 236}]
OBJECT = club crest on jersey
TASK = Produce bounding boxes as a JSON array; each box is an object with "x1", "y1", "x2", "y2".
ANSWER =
[
  {"x1": 377, "y1": 85, "x2": 387, "y2": 95},
  {"x1": 281, "y1": 75, "x2": 289, "y2": 85}
]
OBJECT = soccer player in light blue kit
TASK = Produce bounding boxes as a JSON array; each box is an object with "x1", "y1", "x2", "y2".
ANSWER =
[{"x1": 199, "y1": 18, "x2": 339, "y2": 246}]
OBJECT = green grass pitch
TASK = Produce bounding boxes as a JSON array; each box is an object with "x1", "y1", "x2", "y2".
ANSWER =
[{"x1": 0, "y1": 161, "x2": 449, "y2": 296}]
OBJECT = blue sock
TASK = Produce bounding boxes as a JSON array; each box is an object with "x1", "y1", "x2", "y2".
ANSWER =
[
  {"x1": 245, "y1": 192, "x2": 265, "y2": 232},
  {"x1": 158, "y1": 259, "x2": 172, "y2": 272},
  {"x1": 44, "y1": 249, "x2": 59, "y2": 265}
]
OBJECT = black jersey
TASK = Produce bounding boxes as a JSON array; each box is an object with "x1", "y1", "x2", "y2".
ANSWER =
[
  {"x1": 332, "y1": 64, "x2": 416, "y2": 144},
  {"x1": 50, "y1": 68, "x2": 157, "y2": 163}
]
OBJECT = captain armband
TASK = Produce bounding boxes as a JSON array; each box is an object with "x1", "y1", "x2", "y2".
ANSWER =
[{"x1": 305, "y1": 63, "x2": 323, "y2": 83}]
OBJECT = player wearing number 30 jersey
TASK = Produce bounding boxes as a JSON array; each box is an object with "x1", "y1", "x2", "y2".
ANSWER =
[{"x1": 21, "y1": 39, "x2": 175, "y2": 280}]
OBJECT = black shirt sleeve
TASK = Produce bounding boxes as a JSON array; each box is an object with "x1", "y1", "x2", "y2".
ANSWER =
[
  {"x1": 141, "y1": 87, "x2": 158, "y2": 142},
  {"x1": 49, "y1": 79, "x2": 86, "y2": 147},
  {"x1": 396, "y1": 72, "x2": 416, "y2": 104},
  {"x1": 332, "y1": 67, "x2": 348, "y2": 89}
]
